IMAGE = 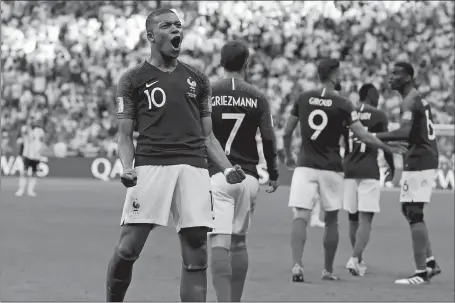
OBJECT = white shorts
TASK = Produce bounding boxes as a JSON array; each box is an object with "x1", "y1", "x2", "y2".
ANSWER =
[
  {"x1": 121, "y1": 165, "x2": 213, "y2": 232},
  {"x1": 289, "y1": 167, "x2": 344, "y2": 212},
  {"x1": 400, "y1": 169, "x2": 436, "y2": 203},
  {"x1": 343, "y1": 179, "x2": 381, "y2": 213},
  {"x1": 210, "y1": 173, "x2": 260, "y2": 235}
]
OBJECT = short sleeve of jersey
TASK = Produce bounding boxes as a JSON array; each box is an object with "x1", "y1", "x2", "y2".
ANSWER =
[
  {"x1": 339, "y1": 97, "x2": 359, "y2": 125},
  {"x1": 183, "y1": 64, "x2": 212, "y2": 118},
  {"x1": 116, "y1": 70, "x2": 136, "y2": 120},
  {"x1": 400, "y1": 96, "x2": 415, "y2": 123}
]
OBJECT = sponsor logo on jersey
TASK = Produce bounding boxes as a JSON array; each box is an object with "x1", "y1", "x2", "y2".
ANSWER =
[
  {"x1": 117, "y1": 97, "x2": 124, "y2": 113},
  {"x1": 309, "y1": 97, "x2": 332, "y2": 107},
  {"x1": 211, "y1": 95, "x2": 258, "y2": 108}
]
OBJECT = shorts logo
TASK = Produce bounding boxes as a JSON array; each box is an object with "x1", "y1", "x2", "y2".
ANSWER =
[
  {"x1": 132, "y1": 198, "x2": 140, "y2": 215},
  {"x1": 421, "y1": 180, "x2": 428, "y2": 187},
  {"x1": 117, "y1": 97, "x2": 124, "y2": 113},
  {"x1": 187, "y1": 77, "x2": 197, "y2": 99}
]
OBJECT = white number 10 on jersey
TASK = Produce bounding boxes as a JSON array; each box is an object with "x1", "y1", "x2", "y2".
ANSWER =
[{"x1": 144, "y1": 87, "x2": 167, "y2": 109}]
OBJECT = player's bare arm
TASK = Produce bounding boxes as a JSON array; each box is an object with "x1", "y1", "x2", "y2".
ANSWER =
[
  {"x1": 376, "y1": 95, "x2": 414, "y2": 142},
  {"x1": 116, "y1": 71, "x2": 137, "y2": 187},
  {"x1": 258, "y1": 103, "x2": 279, "y2": 192},
  {"x1": 350, "y1": 121, "x2": 406, "y2": 155},
  {"x1": 283, "y1": 115, "x2": 299, "y2": 168},
  {"x1": 381, "y1": 114, "x2": 395, "y2": 181}
]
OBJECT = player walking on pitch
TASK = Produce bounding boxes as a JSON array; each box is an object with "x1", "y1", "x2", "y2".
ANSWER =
[
  {"x1": 16, "y1": 118, "x2": 44, "y2": 197},
  {"x1": 105, "y1": 9, "x2": 246, "y2": 302},
  {"x1": 376, "y1": 62, "x2": 441, "y2": 285},
  {"x1": 283, "y1": 58, "x2": 407, "y2": 282},
  {"x1": 209, "y1": 40, "x2": 279, "y2": 302},
  {"x1": 343, "y1": 83, "x2": 395, "y2": 276}
]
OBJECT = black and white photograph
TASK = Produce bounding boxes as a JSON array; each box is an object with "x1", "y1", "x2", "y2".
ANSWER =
[{"x1": 1, "y1": 0, "x2": 454, "y2": 301}]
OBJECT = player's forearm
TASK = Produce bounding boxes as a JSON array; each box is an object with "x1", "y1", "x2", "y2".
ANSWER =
[
  {"x1": 205, "y1": 134, "x2": 233, "y2": 171},
  {"x1": 262, "y1": 138, "x2": 279, "y2": 181},
  {"x1": 118, "y1": 135, "x2": 135, "y2": 170},
  {"x1": 283, "y1": 133, "x2": 293, "y2": 158},
  {"x1": 358, "y1": 132, "x2": 391, "y2": 152},
  {"x1": 376, "y1": 126, "x2": 410, "y2": 142},
  {"x1": 384, "y1": 151, "x2": 395, "y2": 171}
]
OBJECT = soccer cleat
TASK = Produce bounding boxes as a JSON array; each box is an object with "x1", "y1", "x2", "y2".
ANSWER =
[
  {"x1": 358, "y1": 261, "x2": 367, "y2": 277},
  {"x1": 27, "y1": 191, "x2": 37, "y2": 197},
  {"x1": 395, "y1": 271, "x2": 429, "y2": 285},
  {"x1": 15, "y1": 190, "x2": 24, "y2": 197},
  {"x1": 427, "y1": 259, "x2": 441, "y2": 279},
  {"x1": 310, "y1": 219, "x2": 325, "y2": 228},
  {"x1": 346, "y1": 257, "x2": 360, "y2": 276},
  {"x1": 291, "y1": 264, "x2": 304, "y2": 282},
  {"x1": 321, "y1": 269, "x2": 339, "y2": 281}
]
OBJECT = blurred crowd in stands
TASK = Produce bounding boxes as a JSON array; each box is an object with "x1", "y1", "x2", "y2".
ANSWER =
[{"x1": 1, "y1": 1, "x2": 454, "y2": 167}]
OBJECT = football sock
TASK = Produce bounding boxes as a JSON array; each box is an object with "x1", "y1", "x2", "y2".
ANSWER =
[
  {"x1": 27, "y1": 177, "x2": 37, "y2": 193},
  {"x1": 410, "y1": 222, "x2": 429, "y2": 271},
  {"x1": 426, "y1": 236, "x2": 434, "y2": 259},
  {"x1": 323, "y1": 211, "x2": 339, "y2": 273},
  {"x1": 230, "y1": 245, "x2": 248, "y2": 302},
  {"x1": 353, "y1": 212, "x2": 374, "y2": 260},
  {"x1": 291, "y1": 218, "x2": 307, "y2": 267},
  {"x1": 18, "y1": 175, "x2": 27, "y2": 192},
  {"x1": 211, "y1": 247, "x2": 232, "y2": 302},
  {"x1": 180, "y1": 265, "x2": 207, "y2": 302},
  {"x1": 106, "y1": 249, "x2": 136, "y2": 302}
]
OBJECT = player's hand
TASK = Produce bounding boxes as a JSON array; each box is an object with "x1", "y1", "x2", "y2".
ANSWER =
[
  {"x1": 285, "y1": 157, "x2": 296, "y2": 170},
  {"x1": 386, "y1": 142, "x2": 408, "y2": 155},
  {"x1": 384, "y1": 168, "x2": 395, "y2": 183},
  {"x1": 266, "y1": 179, "x2": 279, "y2": 193},
  {"x1": 121, "y1": 168, "x2": 137, "y2": 188},
  {"x1": 224, "y1": 165, "x2": 246, "y2": 184}
]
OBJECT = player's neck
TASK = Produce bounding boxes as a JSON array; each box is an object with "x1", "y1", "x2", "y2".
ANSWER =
[
  {"x1": 223, "y1": 71, "x2": 245, "y2": 81},
  {"x1": 148, "y1": 50, "x2": 178, "y2": 71},
  {"x1": 321, "y1": 82, "x2": 335, "y2": 94},
  {"x1": 399, "y1": 84, "x2": 416, "y2": 98}
]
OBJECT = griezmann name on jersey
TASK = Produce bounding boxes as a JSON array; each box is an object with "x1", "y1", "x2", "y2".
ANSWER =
[
  {"x1": 291, "y1": 89, "x2": 358, "y2": 172},
  {"x1": 343, "y1": 103, "x2": 388, "y2": 180},
  {"x1": 210, "y1": 78, "x2": 278, "y2": 180},
  {"x1": 116, "y1": 61, "x2": 212, "y2": 169},
  {"x1": 401, "y1": 93, "x2": 439, "y2": 171}
]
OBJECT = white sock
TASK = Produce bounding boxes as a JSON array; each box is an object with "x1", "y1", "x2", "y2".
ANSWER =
[
  {"x1": 312, "y1": 201, "x2": 321, "y2": 220},
  {"x1": 18, "y1": 176, "x2": 27, "y2": 192},
  {"x1": 426, "y1": 256, "x2": 435, "y2": 262},
  {"x1": 27, "y1": 177, "x2": 37, "y2": 193}
]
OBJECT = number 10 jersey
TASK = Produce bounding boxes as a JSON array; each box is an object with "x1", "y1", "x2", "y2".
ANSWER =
[{"x1": 290, "y1": 88, "x2": 359, "y2": 172}]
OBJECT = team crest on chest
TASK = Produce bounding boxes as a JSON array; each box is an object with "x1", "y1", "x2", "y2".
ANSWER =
[{"x1": 186, "y1": 77, "x2": 197, "y2": 99}]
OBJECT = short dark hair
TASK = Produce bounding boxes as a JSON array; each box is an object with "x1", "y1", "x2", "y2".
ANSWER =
[
  {"x1": 220, "y1": 40, "x2": 250, "y2": 72},
  {"x1": 317, "y1": 58, "x2": 340, "y2": 81},
  {"x1": 145, "y1": 8, "x2": 176, "y2": 30},
  {"x1": 358, "y1": 83, "x2": 376, "y2": 101},
  {"x1": 395, "y1": 61, "x2": 414, "y2": 78}
]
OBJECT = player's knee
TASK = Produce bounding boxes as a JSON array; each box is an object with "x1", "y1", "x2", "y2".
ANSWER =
[
  {"x1": 179, "y1": 227, "x2": 209, "y2": 271},
  {"x1": 359, "y1": 212, "x2": 374, "y2": 223},
  {"x1": 324, "y1": 210, "x2": 339, "y2": 226},
  {"x1": 231, "y1": 234, "x2": 247, "y2": 252},
  {"x1": 210, "y1": 233, "x2": 231, "y2": 250},
  {"x1": 292, "y1": 207, "x2": 311, "y2": 223},
  {"x1": 402, "y1": 203, "x2": 424, "y2": 225},
  {"x1": 116, "y1": 224, "x2": 152, "y2": 260},
  {"x1": 348, "y1": 212, "x2": 359, "y2": 222}
]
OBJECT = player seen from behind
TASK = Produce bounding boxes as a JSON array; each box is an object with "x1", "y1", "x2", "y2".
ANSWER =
[
  {"x1": 15, "y1": 118, "x2": 45, "y2": 197},
  {"x1": 376, "y1": 62, "x2": 441, "y2": 285},
  {"x1": 106, "y1": 9, "x2": 246, "y2": 302},
  {"x1": 283, "y1": 58, "x2": 407, "y2": 282},
  {"x1": 209, "y1": 40, "x2": 279, "y2": 302},
  {"x1": 342, "y1": 83, "x2": 395, "y2": 276}
]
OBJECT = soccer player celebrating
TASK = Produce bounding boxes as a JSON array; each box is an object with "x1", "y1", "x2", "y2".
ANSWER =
[
  {"x1": 16, "y1": 118, "x2": 44, "y2": 197},
  {"x1": 283, "y1": 58, "x2": 407, "y2": 282},
  {"x1": 106, "y1": 9, "x2": 246, "y2": 302},
  {"x1": 376, "y1": 62, "x2": 441, "y2": 285},
  {"x1": 343, "y1": 83, "x2": 395, "y2": 276},
  {"x1": 209, "y1": 40, "x2": 279, "y2": 302}
]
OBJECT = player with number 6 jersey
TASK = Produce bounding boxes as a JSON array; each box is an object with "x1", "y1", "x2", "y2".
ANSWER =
[
  {"x1": 208, "y1": 40, "x2": 279, "y2": 302},
  {"x1": 376, "y1": 62, "x2": 440, "y2": 285},
  {"x1": 283, "y1": 58, "x2": 407, "y2": 283}
]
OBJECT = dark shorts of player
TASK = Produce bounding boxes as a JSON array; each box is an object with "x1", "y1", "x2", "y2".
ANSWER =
[{"x1": 22, "y1": 157, "x2": 40, "y2": 173}]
